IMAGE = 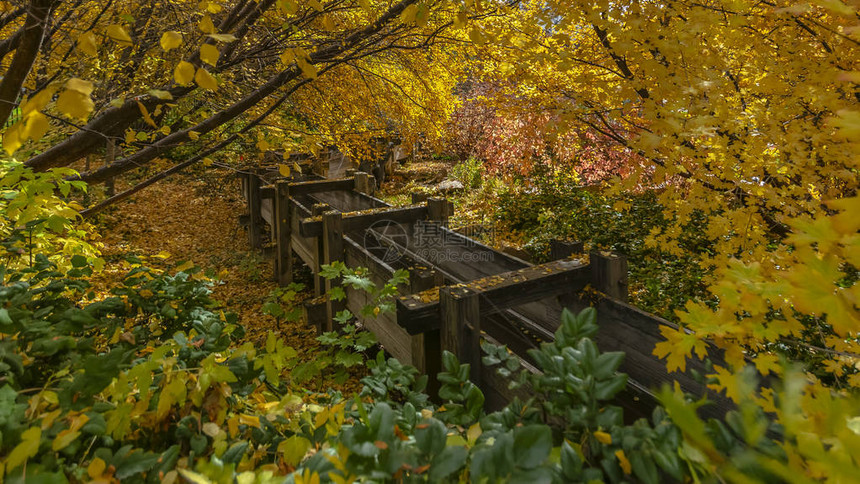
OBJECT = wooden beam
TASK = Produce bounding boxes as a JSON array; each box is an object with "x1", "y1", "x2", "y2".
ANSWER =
[
  {"x1": 440, "y1": 286, "x2": 482, "y2": 384},
  {"x1": 409, "y1": 268, "x2": 443, "y2": 396},
  {"x1": 590, "y1": 250, "x2": 628, "y2": 302},
  {"x1": 427, "y1": 197, "x2": 450, "y2": 221},
  {"x1": 397, "y1": 259, "x2": 590, "y2": 334},
  {"x1": 550, "y1": 240, "x2": 584, "y2": 260},
  {"x1": 287, "y1": 178, "x2": 355, "y2": 197},
  {"x1": 593, "y1": 296, "x2": 734, "y2": 419},
  {"x1": 247, "y1": 174, "x2": 262, "y2": 249},
  {"x1": 312, "y1": 203, "x2": 331, "y2": 216},
  {"x1": 299, "y1": 205, "x2": 429, "y2": 237},
  {"x1": 260, "y1": 198, "x2": 274, "y2": 226},
  {"x1": 323, "y1": 210, "x2": 345, "y2": 331},
  {"x1": 275, "y1": 181, "x2": 292, "y2": 285},
  {"x1": 354, "y1": 171, "x2": 370, "y2": 194},
  {"x1": 303, "y1": 298, "x2": 327, "y2": 333},
  {"x1": 260, "y1": 186, "x2": 275, "y2": 199}
]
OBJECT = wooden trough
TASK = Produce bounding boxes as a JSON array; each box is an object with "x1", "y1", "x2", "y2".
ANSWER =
[{"x1": 239, "y1": 167, "x2": 735, "y2": 420}]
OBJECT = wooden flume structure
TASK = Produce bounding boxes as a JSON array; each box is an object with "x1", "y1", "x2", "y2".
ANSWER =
[{"x1": 240, "y1": 162, "x2": 733, "y2": 420}]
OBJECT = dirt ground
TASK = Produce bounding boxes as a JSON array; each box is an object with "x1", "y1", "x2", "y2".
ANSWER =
[{"x1": 92, "y1": 168, "x2": 363, "y2": 394}]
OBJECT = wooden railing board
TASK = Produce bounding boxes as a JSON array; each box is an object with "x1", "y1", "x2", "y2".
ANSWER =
[
  {"x1": 396, "y1": 259, "x2": 591, "y2": 334},
  {"x1": 594, "y1": 297, "x2": 733, "y2": 419},
  {"x1": 299, "y1": 205, "x2": 429, "y2": 237},
  {"x1": 344, "y1": 236, "x2": 413, "y2": 363},
  {"x1": 288, "y1": 178, "x2": 356, "y2": 196},
  {"x1": 311, "y1": 189, "x2": 387, "y2": 212},
  {"x1": 261, "y1": 198, "x2": 274, "y2": 226},
  {"x1": 260, "y1": 186, "x2": 275, "y2": 199}
]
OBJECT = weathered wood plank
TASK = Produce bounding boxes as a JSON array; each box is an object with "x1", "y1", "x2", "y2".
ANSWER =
[
  {"x1": 288, "y1": 178, "x2": 355, "y2": 196},
  {"x1": 303, "y1": 298, "x2": 327, "y2": 333},
  {"x1": 355, "y1": 171, "x2": 370, "y2": 194},
  {"x1": 247, "y1": 174, "x2": 262, "y2": 249},
  {"x1": 550, "y1": 240, "x2": 584, "y2": 260},
  {"x1": 310, "y1": 190, "x2": 381, "y2": 212},
  {"x1": 289, "y1": 198, "x2": 317, "y2": 270},
  {"x1": 343, "y1": 236, "x2": 413, "y2": 363},
  {"x1": 591, "y1": 250, "x2": 628, "y2": 302},
  {"x1": 409, "y1": 268, "x2": 443, "y2": 395},
  {"x1": 593, "y1": 297, "x2": 733, "y2": 418},
  {"x1": 480, "y1": 334, "x2": 539, "y2": 411},
  {"x1": 299, "y1": 205, "x2": 429, "y2": 237},
  {"x1": 323, "y1": 211, "x2": 345, "y2": 331},
  {"x1": 397, "y1": 259, "x2": 591, "y2": 334},
  {"x1": 260, "y1": 198, "x2": 273, "y2": 226},
  {"x1": 440, "y1": 286, "x2": 481, "y2": 384},
  {"x1": 275, "y1": 182, "x2": 292, "y2": 285}
]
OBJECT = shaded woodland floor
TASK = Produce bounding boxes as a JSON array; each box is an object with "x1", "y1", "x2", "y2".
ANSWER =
[{"x1": 92, "y1": 169, "x2": 365, "y2": 394}]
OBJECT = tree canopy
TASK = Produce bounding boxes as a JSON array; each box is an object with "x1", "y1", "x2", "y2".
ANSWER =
[{"x1": 1, "y1": 0, "x2": 859, "y2": 481}]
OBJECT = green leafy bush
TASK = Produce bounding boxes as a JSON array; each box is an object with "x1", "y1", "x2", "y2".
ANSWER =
[
  {"x1": 493, "y1": 168, "x2": 715, "y2": 319},
  {"x1": 450, "y1": 157, "x2": 484, "y2": 190},
  {"x1": 1, "y1": 254, "x2": 847, "y2": 483}
]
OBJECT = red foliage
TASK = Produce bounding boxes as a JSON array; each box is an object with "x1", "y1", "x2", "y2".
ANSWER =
[{"x1": 445, "y1": 82, "x2": 645, "y2": 185}]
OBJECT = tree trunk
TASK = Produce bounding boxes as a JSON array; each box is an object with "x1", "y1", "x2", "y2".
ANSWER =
[{"x1": 0, "y1": 0, "x2": 56, "y2": 126}]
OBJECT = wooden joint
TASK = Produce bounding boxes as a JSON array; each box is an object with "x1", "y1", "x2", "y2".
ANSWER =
[{"x1": 589, "y1": 250, "x2": 629, "y2": 302}]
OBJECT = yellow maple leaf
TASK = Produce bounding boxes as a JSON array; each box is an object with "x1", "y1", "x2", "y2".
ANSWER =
[
  {"x1": 653, "y1": 325, "x2": 708, "y2": 373},
  {"x1": 199, "y1": 14, "x2": 216, "y2": 34},
  {"x1": 56, "y1": 78, "x2": 95, "y2": 120},
  {"x1": 22, "y1": 112, "x2": 50, "y2": 141},
  {"x1": 106, "y1": 24, "x2": 132, "y2": 46},
  {"x1": 200, "y1": 43, "x2": 219, "y2": 66},
  {"x1": 2, "y1": 121, "x2": 23, "y2": 155},
  {"x1": 174, "y1": 61, "x2": 195, "y2": 85},
  {"x1": 160, "y1": 31, "x2": 182, "y2": 51},
  {"x1": 195, "y1": 68, "x2": 219, "y2": 90},
  {"x1": 77, "y1": 31, "x2": 98, "y2": 56}
]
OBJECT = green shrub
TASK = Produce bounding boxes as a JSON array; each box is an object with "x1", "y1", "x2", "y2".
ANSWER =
[{"x1": 450, "y1": 157, "x2": 484, "y2": 189}]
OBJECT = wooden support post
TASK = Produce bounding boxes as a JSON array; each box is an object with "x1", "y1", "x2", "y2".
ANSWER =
[
  {"x1": 368, "y1": 174, "x2": 377, "y2": 194},
  {"x1": 312, "y1": 154, "x2": 322, "y2": 177},
  {"x1": 410, "y1": 268, "x2": 443, "y2": 395},
  {"x1": 550, "y1": 240, "x2": 585, "y2": 260},
  {"x1": 590, "y1": 250, "x2": 629, "y2": 302},
  {"x1": 312, "y1": 203, "x2": 331, "y2": 216},
  {"x1": 322, "y1": 210, "x2": 345, "y2": 331},
  {"x1": 247, "y1": 173, "x2": 262, "y2": 249},
  {"x1": 354, "y1": 171, "x2": 370, "y2": 194},
  {"x1": 275, "y1": 181, "x2": 292, "y2": 285},
  {"x1": 310, "y1": 203, "x2": 331, "y2": 296},
  {"x1": 440, "y1": 286, "x2": 482, "y2": 385},
  {"x1": 427, "y1": 197, "x2": 450, "y2": 222},
  {"x1": 303, "y1": 299, "x2": 328, "y2": 333}
]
